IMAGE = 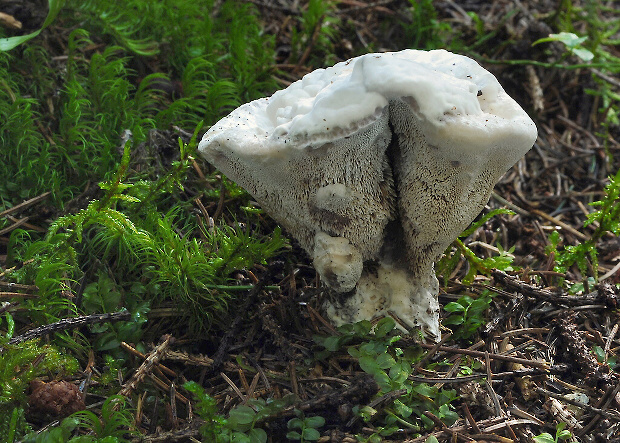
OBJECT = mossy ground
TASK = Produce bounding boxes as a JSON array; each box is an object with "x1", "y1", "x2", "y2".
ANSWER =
[{"x1": 0, "y1": 1, "x2": 619, "y2": 442}]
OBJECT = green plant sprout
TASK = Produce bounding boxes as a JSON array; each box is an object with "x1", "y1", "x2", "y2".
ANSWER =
[
  {"x1": 593, "y1": 345, "x2": 618, "y2": 369},
  {"x1": 315, "y1": 318, "x2": 459, "y2": 439},
  {"x1": 533, "y1": 32, "x2": 594, "y2": 62},
  {"x1": 286, "y1": 410, "x2": 325, "y2": 442},
  {"x1": 290, "y1": 0, "x2": 340, "y2": 66},
  {"x1": 184, "y1": 381, "x2": 296, "y2": 443},
  {"x1": 443, "y1": 291, "x2": 494, "y2": 341},
  {"x1": 438, "y1": 208, "x2": 517, "y2": 285},
  {"x1": 22, "y1": 395, "x2": 136, "y2": 443},
  {"x1": 404, "y1": 0, "x2": 453, "y2": 50},
  {"x1": 533, "y1": 422, "x2": 572, "y2": 443},
  {"x1": 547, "y1": 168, "x2": 620, "y2": 288}
]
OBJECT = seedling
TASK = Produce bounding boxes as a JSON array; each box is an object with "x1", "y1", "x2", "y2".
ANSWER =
[
  {"x1": 533, "y1": 422, "x2": 573, "y2": 443},
  {"x1": 286, "y1": 410, "x2": 325, "y2": 442}
]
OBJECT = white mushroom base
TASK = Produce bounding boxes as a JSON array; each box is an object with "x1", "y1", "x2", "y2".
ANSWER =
[{"x1": 324, "y1": 263, "x2": 440, "y2": 339}]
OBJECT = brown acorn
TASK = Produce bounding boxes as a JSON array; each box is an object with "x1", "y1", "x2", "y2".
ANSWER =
[{"x1": 28, "y1": 380, "x2": 86, "y2": 419}]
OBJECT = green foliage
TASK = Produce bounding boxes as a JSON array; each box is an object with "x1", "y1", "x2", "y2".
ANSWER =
[
  {"x1": 71, "y1": 0, "x2": 276, "y2": 108},
  {"x1": 184, "y1": 381, "x2": 296, "y2": 443},
  {"x1": 443, "y1": 291, "x2": 494, "y2": 341},
  {"x1": 531, "y1": 27, "x2": 619, "y2": 136},
  {"x1": 57, "y1": 30, "x2": 160, "y2": 186},
  {"x1": 22, "y1": 395, "x2": 135, "y2": 442},
  {"x1": 184, "y1": 381, "x2": 229, "y2": 441},
  {"x1": 547, "y1": 169, "x2": 620, "y2": 284},
  {"x1": 593, "y1": 345, "x2": 618, "y2": 369},
  {"x1": 157, "y1": 57, "x2": 239, "y2": 128},
  {"x1": 403, "y1": 0, "x2": 454, "y2": 50},
  {"x1": 82, "y1": 273, "x2": 149, "y2": 353},
  {"x1": 533, "y1": 422, "x2": 572, "y2": 443},
  {"x1": 2, "y1": 0, "x2": 616, "y2": 439},
  {"x1": 70, "y1": 396, "x2": 135, "y2": 440},
  {"x1": 286, "y1": 410, "x2": 325, "y2": 441},
  {"x1": 0, "y1": 314, "x2": 79, "y2": 439},
  {"x1": 1, "y1": 0, "x2": 284, "y2": 334},
  {"x1": 0, "y1": 51, "x2": 56, "y2": 204},
  {"x1": 533, "y1": 32, "x2": 594, "y2": 61},
  {"x1": 12, "y1": 132, "x2": 285, "y2": 333},
  {"x1": 541, "y1": 1, "x2": 620, "y2": 135},
  {"x1": 0, "y1": 28, "x2": 162, "y2": 206},
  {"x1": 0, "y1": 0, "x2": 276, "y2": 209},
  {"x1": 315, "y1": 318, "x2": 459, "y2": 437},
  {"x1": 0, "y1": 0, "x2": 65, "y2": 50},
  {"x1": 291, "y1": 0, "x2": 340, "y2": 65},
  {"x1": 71, "y1": 0, "x2": 159, "y2": 56},
  {"x1": 438, "y1": 209, "x2": 517, "y2": 285}
]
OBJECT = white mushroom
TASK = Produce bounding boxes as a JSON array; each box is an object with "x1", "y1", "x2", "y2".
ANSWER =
[{"x1": 198, "y1": 49, "x2": 537, "y2": 339}]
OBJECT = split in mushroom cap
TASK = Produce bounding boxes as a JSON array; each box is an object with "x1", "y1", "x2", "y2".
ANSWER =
[{"x1": 199, "y1": 49, "x2": 537, "y2": 339}]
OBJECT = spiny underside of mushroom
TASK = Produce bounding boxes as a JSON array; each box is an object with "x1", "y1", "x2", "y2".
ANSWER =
[{"x1": 198, "y1": 49, "x2": 538, "y2": 339}]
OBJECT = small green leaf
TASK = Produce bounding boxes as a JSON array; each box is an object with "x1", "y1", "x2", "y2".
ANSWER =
[
  {"x1": 374, "y1": 317, "x2": 396, "y2": 337},
  {"x1": 389, "y1": 361, "x2": 411, "y2": 384},
  {"x1": 572, "y1": 47, "x2": 594, "y2": 61},
  {"x1": 358, "y1": 405, "x2": 378, "y2": 421},
  {"x1": 359, "y1": 355, "x2": 381, "y2": 375},
  {"x1": 0, "y1": 0, "x2": 66, "y2": 50},
  {"x1": 531, "y1": 32, "x2": 594, "y2": 61},
  {"x1": 348, "y1": 347, "x2": 361, "y2": 358},
  {"x1": 553, "y1": 32, "x2": 587, "y2": 48},
  {"x1": 393, "y1": 399, "x2": 413, "y2": 418},
  {"x1": 248, "y1": 428, "x2": 267, "y2": 443},
  {"x1": 593, "y1": 345, "x2": 606, "y2": 363},
  {"x1": 229, "y1": 405, "x2": 256, "y2": 425},
  {"x1": 231, "y1": 432, "x2": 251, "y2": 443},
  {"x1": 375, "y1": 352, "x2": 396, "y2": 369},
  {"x1": 533, "y1": 433, "x2": 555, "y2": 443},
  {"x1": 442, "y1": 316, "x2": 464, "y2": 326},
  {"x1": 302, "y1": 427, "x2": 321, "y2": 440},
  {"x1": 532, "y1": 32, "x2": 585, "y2": 48},
  {"x1": 352, "y1": 320, "x2": 373, "y2": 336},
  {"x1": 468, "y1": 298, "x2": 490, "y2": 314},
  {"x1": 323, "y1": 336, "x2": 343, "y2": 352},
  {"x1": 287, "y1": 418, "x2": 303, "y2": 429},
  {"x1": 557, "y1": 429, "x2": 572, "y2": 441},
  {"x1": 286, "y1": 430, "x2": 301, "y2": 440},
  {"x1": 412, "y1": 383, "x2": 437, "y2": 398},
  {"x1": 444, "y1": 302, "x2": 465, "y2": 313},
  {"x1": 305, "y1": 416, "x2": 326, "y2": 428}
]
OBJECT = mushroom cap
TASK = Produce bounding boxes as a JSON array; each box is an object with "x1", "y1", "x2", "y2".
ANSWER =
[{"x1": 200, "y1": 49, "x2": 536, "y2": 154}]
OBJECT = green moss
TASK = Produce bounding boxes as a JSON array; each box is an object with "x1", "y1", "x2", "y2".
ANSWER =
[{"x1": 0, "y1": 313, "x2": 79, "y2": 438}]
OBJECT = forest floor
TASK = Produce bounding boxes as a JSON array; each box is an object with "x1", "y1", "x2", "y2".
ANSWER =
[
  {"x1": 2, "y1": 0, "x2": 620, "y2": 442},
  {"x1": 203, "y1": 2, "x2": 620, "y2": 441}
]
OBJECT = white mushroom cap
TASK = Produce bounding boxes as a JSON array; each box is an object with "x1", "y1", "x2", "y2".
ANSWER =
[
  {"x1": 198, "y1": 49, "x2": 537, "y2": 337},
  {"x1": 202, "y1": 49, "x2": 535, "y2": 148}
]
